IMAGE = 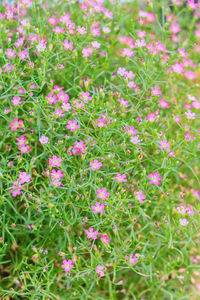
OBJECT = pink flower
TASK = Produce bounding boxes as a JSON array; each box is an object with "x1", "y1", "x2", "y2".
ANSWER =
[
  {"x1": 82, "y1": 47, "x2": 93, "y2": 57},
  {"x1": 18, "y1": 50, "x2": 29, "y2": 60},
  {"x1": 90, "y1": 27, "x2": 100, "y2": 37},
  {"x1": 90, "y1": 159, "x2": 102, "y2": 171},
  {"x1": 49, "y1": 155, "x2": 62, "y2": 167},
  {"x1": 66, "y1": 120, "x2": 80, "y2": 132},
  {"x1": 137, "y1": 30, "x2": 146, "y2": 38},
  {"x1": 62, "y1": 259, "x2": 74, "y2": 272},
  {"x1": 39, "y1": 136, "x2": 49, "y2": 144},
  {"x1": 91, "y1": 41, "x2": 101, "y2": 49},
  {"x1": 126, "y1": 253, "x2": 138, "y2": 265},
  {"x1": 120, "y1": 48, "x2": 134, "y2": 57},
  {"x1": 158, "y1": 98, "x2": 169, "y2": 109},
  {"x1": 57, "y1": 92, "x2": 69, "y2": 102},
  {"x1": 114, "y1": 173, "x2": 127, "y2": 183},
  {"x1": 178, "y1": 48, "x2": 188, "y2": 57},
  {"x1": 54, "y1": 109, "x2": 65, "y2": 118},
  {"x1": 177, "y1": 205, "x2": 194, "y2": 216},
  {"x1": 170, "y1": 23, "x2": 181, "y2": 34},
  {"x1": 52, "y1": 26, "x2": 65, "y2": 34},
  {"x1": 85, "y1": 227, "x2": 99, "y2": 240},
  {"x1": 103, "y1": 27, "x2": 111, "y2": 33},
  {"x1": 96, "y1": 265, "x2": 106, "y2": 277},
  {"x1": 91, "y1": 202, "x2": 105, "y2": 214},
  {"x1": 172, "y1": 62, "x2": 184, "y2": 73},
  {"x1": 185, "y1": 110, "x2": 195, "y2": 120},
  {"x1": 5, "y1": 48, "x2": 16, "y2": 58},
  {"x1": 159, "y1": 139, "x2": 170, "y2": 151},
  {"x1": 94, "y1": 117, "x2": 107, "y2": 127},
  {"x1": 8, "y1": 161, "x2": 13, "y2": 167},
  {"x1": 48, "y1": 15, "x2": 59, "y2": 26},
  {"x1": 18, "y1": 144, "x2": 30, "y2": 153},
  {"x1": 185, "y1": 71, "x2": 197, "y2": 81},
  {"x1": 50, "y1": 169, "x2": 63, "y2": 180},
  {"x1": 168, "y1": 151, "x2": 175, "y2": 157},
  {"x1": 62, "y1": 102, "x2": 71, "y2": 112},
  {"x1": 10, "y1": 118, "x2": 24, "y2": 131},
  {"x1": 134, "y1": 190, "x2": 146, "y2": 203},
  {"x1": 100, "y1": 234, "x2": 110, "y2": 243},
  {"x1": 36, "y1": 41, "x2": 46, "y2": 52},
  {"x1": 45, "y1": 93, "x2": 57, "y2": 104},
  {"x1": 179, "y1": 218, "x2": 189, "y2": 226},
  {"x1": 17, "y1": 136, "x2": 27, "y2": 146},
  {"x1": 135, "y1": 39, "x2": 146, "y2": 47},
  {"x1": 125, "y1": 126, "x2": 138, "y2": 136},
  {"x1": 62, "y1": 39, "x2": 73, "y2": 50},
  {"x1": 148, "y1": 172, "x2": 162, "y2": 186},
  {"x1": 71, "y1": 141, "x2": 86, "y2": 156},
  {"x1": 19, "y1": 172, "x2": 31, "y2": 184},
  {"x1": 80, "y1": 91, "x2": 92, "y2": 103},
  {"x1": 77, "y1": 25, "x2": 87, "y2": 35},
  {"x1": 151, "y1": 86, "x2": 162, "y2": 96},
  {"x1": 97, "y1": 188, "x2": 109, "y2": 200},
  {"x1": 11, "y1": 96, "x2": 22, "y2": 106},
  {"x1": 11, "y1": 185, "x2": 22, "y2": 197},
  {"x1": 130, "y1": 136, "x2": 140, "y2": 144}
]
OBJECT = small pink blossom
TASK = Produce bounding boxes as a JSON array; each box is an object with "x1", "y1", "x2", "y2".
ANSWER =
[
  {"x1": 148, "y1": 172, "x2": 162, "y2": 186},
  {"x1": 17, "y1": 136, "x2": 27, "y2": 146},
  {"x1": 39, "y1": 136, "x2": 49, "y2": 144},
  {"x1": 80, "y1": 91, "x2": 92, "y2": 103},
  {"x1": 151, "y1": 86, "x2": 162, "y2": 96},
  {"x1": 19, "y1": 172, "x2": 31, "y2": 184},
  {"x1": 114, "y1": 173, "x2": 127, "y2": 183},
  {"x1": 135, "y1": 39, "x2": 146, "y2": 47},
  {"x1": 96, "y1": 265, "x2": 106, "y2": 277},
  {"x1": 168, "y1": 151, "x2": 175, "y2": 157},
  {"x1": 62, "y1": 259, "x2": 74, "y2": 272},
  {"x1": 185, "y1": 71, "x2": 197, "y2": 81},
  {"x1": 159, "y1": 139, "x2": 170, "y2": 151},
  {"x1": 185, "y1": 110, "x2": 195, "y2": 120},
  {"x1": 125, "y1": 126, "x2": 138, "y2": 136},
  {"x1": 5, "y1": 48, "x2": 16, "y2": 58},
  {"x1": 137, "y1": 30, "x2": 146, "y2": 38},
  {"x1": 91, "y1": 202, "x2": 105, "y2": 214},
  {"x1": 18, "y1": 144, "x2": 30, "y2": 153},
  {"x1": 91, "y1": 41, "x2": 101, "y2": 49},
  {"x1": 130, "y1": 136, "x2": 140, "y2": 144},
  {"x1": 179, "y1": 218, "x2": 189, "y2": 226},
  {"x1": 77, "y1": 25, "x2": 87, "y2": 35},
  {"x1": 10, "y1": 118, "x2": 24, "y2": 131},
  {"x1": 11, "y1": 181, "x2": 22, "y2": 197},
  {"x1": 46, "y1": 93, "x2": 57, "y2": 104},
  {"x1": 100, "y1": 234, "x2": 110, "y2": 243},
  {"x1": 66, "y1": 120, "x2": 80, "y2": 132},
  {"x1": 126, "y1": 253, "x2": 138, "y2": 265},
  {"x1": 158, "y1": 98, "x2": 169, "y2": 109},
  {"x1": 62, "y1": 39, "x2": 73, "y2": 50},
  {"x1": 11, "y1": 96, "x2": 22, "y2": 106},
  {"x1": 102, "y1": 27, "x2": 111, "y2": 33},
  {"x1": 170, "y1": 23, "x2": 181, "y2": 34},
  {"x1": 50, "y1": 169, "x2": 63, "y2": 180},
  {"x1": 82, "y1": 47, "x2": 93, "y2": 57},
  {"x1": 85, "y1": 227, "x2": 99, "y2": 240},
  {"x1": 49, "y1": 155, "x2": 62, "y2": 167},
  {"x1": 97, "y1": 188, "x2": 109, "y2": 200},
  {"x1": 90, "y1": 160, "x2": 102, "y2": 171},
  {"x1": 172, "y1": 62, "x2": 184, "y2": 73},
  {"x1": 134, "y1": 190, "x2": 146, "y2": 203}
]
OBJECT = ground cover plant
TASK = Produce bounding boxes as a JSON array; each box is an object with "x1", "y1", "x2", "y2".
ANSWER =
[{"x1": 0, "y1": 0, "x2": 200, "y2": 299}]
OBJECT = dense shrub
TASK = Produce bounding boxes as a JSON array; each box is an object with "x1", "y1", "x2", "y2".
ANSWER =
[{"x1": 0, "y1": 0, "x2": 200, "y2": 299}]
